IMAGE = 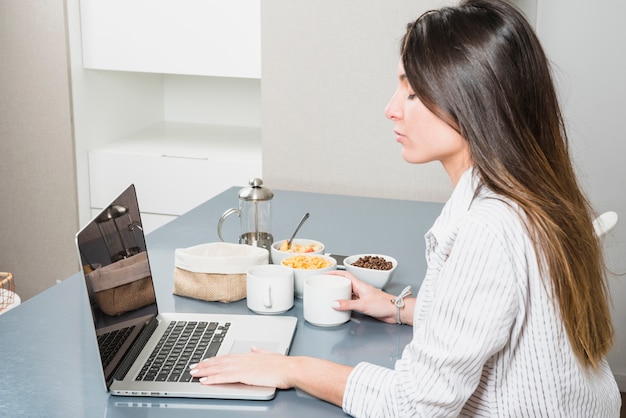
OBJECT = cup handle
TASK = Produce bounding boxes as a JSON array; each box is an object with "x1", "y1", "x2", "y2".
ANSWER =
[
  {"x1": 217, "y1": 207, "x2": 239, "y2": 242},
  {"x1": 263, "y1": 285, "x2": 272, "y2": 308}
]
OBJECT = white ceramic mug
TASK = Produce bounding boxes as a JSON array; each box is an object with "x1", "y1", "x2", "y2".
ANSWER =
[
  {"x1": 303, "y1": 275, "x2": 351, "y2": 327},
  {"x1": 246, "y1": 264, "x2": 294, "y2": 314}
]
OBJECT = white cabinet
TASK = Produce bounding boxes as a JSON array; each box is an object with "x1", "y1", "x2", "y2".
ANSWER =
[
  {"x1": 88, "y1": 122, "x2": 262, "y2": 233},
  {"x1": 80, "y1": 0, "x2": 261, "y2": 78},
  {"x1": 69, "y1": 0, "x2": 263, "y2": 232}
]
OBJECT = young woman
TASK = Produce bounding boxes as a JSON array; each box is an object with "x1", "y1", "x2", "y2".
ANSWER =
[{"x1": 191, "y1": 0, "x2": 621, "y2": 415}]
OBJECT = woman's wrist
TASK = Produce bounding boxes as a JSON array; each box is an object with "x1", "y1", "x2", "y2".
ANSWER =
[
  {"x1": 288, "y1": 356, "x2": 352, "y2": 407},
  {"x1": 390, "y1": 286, "x2": 412, "y2": 325},
  {"x1": 399, "y1": 297, "x2": 414, "y2": 326}
]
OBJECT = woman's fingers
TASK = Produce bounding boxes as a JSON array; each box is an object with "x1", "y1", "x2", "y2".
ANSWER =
[
  {"x1": 189, "y1": 351, "x2": 293, "y2": 389},
  {"x1": 325, "y1": 272, "x2": 397, "y2": 322}
]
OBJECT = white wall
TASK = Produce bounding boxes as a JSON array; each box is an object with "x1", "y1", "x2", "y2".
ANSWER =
[
  {"x1": 261, "y1": 0, "x2": 626, "y2": 390},
  {"x1": 261, "y1": 0, "x2": 457, "y2": 203}
]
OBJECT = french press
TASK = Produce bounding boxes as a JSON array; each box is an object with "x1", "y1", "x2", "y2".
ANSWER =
[
  {"x1": 96, "y1": 204, "x2": 143, "y2": 263},
  {"x1": 217, "y1": 178, "x2": 274, "y2": 251}
]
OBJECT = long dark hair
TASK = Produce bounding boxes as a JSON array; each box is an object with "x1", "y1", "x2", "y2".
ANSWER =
[{"x1": 402, "y1": 0, "x2": 613, "y2": 369}]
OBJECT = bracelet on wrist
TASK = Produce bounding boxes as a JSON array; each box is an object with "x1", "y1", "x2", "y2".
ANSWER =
[{"x1": 390, "y1": 285, "x2": 412, "y2": 325}]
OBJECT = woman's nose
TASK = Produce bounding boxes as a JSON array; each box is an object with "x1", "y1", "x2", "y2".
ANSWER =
[{"x1": 385, "y1": 91, "x2": 402, "y2": 121}]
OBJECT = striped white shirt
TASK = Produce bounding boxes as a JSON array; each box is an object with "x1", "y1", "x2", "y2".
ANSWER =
[{"x1": 343, "y1": 168, "x2": 620, "y2": 417}]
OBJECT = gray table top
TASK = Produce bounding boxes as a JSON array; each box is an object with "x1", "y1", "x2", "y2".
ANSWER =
[{"x1": 0, "y1": 187, "x2": 443, "y2": 418}]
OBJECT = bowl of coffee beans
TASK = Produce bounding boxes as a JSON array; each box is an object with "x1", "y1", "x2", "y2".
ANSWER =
[{"x1": 343, "y1": 254, "x2": 397, "y2": 289}]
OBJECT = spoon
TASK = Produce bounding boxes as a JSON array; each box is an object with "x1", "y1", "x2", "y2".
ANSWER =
[{"x1": 286, "y1": 212, "x2": 310, "y2": 249}]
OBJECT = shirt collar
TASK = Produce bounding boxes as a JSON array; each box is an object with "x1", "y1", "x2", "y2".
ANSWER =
[{"x1": 427, "y1": 167, "x2": 480, "y2": 245}]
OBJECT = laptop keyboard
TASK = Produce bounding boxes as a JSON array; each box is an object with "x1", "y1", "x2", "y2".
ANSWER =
[
  {"x1": 136, "y1": 321, "x2": 230, "y2": 383},
  {"x1": 98, "y1": 325, "x2": 135, "y2": 370}
]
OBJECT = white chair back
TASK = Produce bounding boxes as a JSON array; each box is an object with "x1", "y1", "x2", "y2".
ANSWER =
[{"x1": 593, "y1": 211, "x2": 618, "y2": 238}]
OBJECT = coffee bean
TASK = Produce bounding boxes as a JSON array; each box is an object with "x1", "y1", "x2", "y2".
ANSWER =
[{"x1": 352, "y1": 256, "x2": 393, "y2": 271}]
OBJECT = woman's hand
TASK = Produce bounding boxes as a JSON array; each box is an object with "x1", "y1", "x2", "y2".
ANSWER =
[
  {"x1": 326, "y1": 270, "x2": 414, "y2": 325},
  {"x1": 190, "y1": 347, "x2": 294, "y2": 389},
  {"x1": 189, "y1": 349, "x2": 352, "y2": 407}
]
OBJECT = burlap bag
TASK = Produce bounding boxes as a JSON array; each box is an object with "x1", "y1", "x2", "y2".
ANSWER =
[
  {"x1": 87, "y1": 252, "x2": 155, "y2": 316},
  {"x1": 173, "y1": 242, "x2": 269, "y2": 303}
]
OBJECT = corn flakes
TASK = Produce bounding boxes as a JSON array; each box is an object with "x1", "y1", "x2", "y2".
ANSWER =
[{"x1": 282, "y1": 255, "x2": 332, "y2": 270}]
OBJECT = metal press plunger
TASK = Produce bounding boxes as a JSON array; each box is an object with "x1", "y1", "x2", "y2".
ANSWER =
[{"x1": 217, "y1": 178, "x2": 274, "y2": 251}]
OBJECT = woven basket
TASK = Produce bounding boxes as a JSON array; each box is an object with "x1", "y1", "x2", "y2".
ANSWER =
[
  {"x1": 173, "y1": 242, "x2": 269, "y2": 303},
  {"x1": 0, "y1": 272, "x2": 16, "y2": 311}
]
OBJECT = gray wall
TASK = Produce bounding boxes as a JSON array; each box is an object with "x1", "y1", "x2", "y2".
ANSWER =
[
  {"x1": 261, "y1": 0, "x2": 626, "y2": 389},
  {"x1": 0, "y1": 0, "x2": 79, "y2": 301}
]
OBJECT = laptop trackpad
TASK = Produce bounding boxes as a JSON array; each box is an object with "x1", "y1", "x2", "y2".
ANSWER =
[{"x1": 229, "y1": 340, "x2": 280, "y2": 354}]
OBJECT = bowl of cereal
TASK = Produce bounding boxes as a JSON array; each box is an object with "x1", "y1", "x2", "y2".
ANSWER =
[
  {"x1": 281, "y1": 254, "x2": 336, "y2": 298},
  {"x1": 271, "y1": 238, "x2": 325, "y2": 266},
  {"x1": 343, "y1": 254, "x2": 397, "y2": 289}
]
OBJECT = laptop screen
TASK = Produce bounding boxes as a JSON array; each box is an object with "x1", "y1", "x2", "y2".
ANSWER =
[{"x1": 76, "y1": 184, "x2": 158, "y2": 381}]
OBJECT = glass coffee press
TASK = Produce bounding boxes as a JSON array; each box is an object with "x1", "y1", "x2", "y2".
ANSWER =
[{"x1": 217, "y1": 178, "x2": 274, "y2": 251}]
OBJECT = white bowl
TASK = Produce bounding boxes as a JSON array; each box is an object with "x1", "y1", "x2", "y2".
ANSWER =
[
  {"x1": 270, "y1": 238, "x2": 325, "y2": 265},
  {"x1": 281, "y1": 254, "x2": 337, "y2": 298},
  {"x1": 343, "y1": 254, "x2": 397, "y2": 289}
]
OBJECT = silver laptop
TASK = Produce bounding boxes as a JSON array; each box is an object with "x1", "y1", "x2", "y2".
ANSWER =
[{"x1": 75, "y1": 184, "x2": 297, "y2": 400}]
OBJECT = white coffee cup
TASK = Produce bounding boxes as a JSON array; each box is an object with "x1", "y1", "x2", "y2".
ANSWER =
[
  {"x1": 246, "y1": 264, "x2": 294, "y2": 314},
  {"x1": 303, "y1": 274, "x2": 351, "y2": 327}
]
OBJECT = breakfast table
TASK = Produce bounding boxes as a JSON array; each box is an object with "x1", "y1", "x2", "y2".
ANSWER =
[{"x1": 0, "y1": 186, "x2": 443, "y2": 418}]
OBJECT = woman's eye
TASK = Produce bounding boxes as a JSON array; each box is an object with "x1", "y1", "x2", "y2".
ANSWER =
[{"x1": 407, "y1": 94, "x2": 417, "y2": 100}]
